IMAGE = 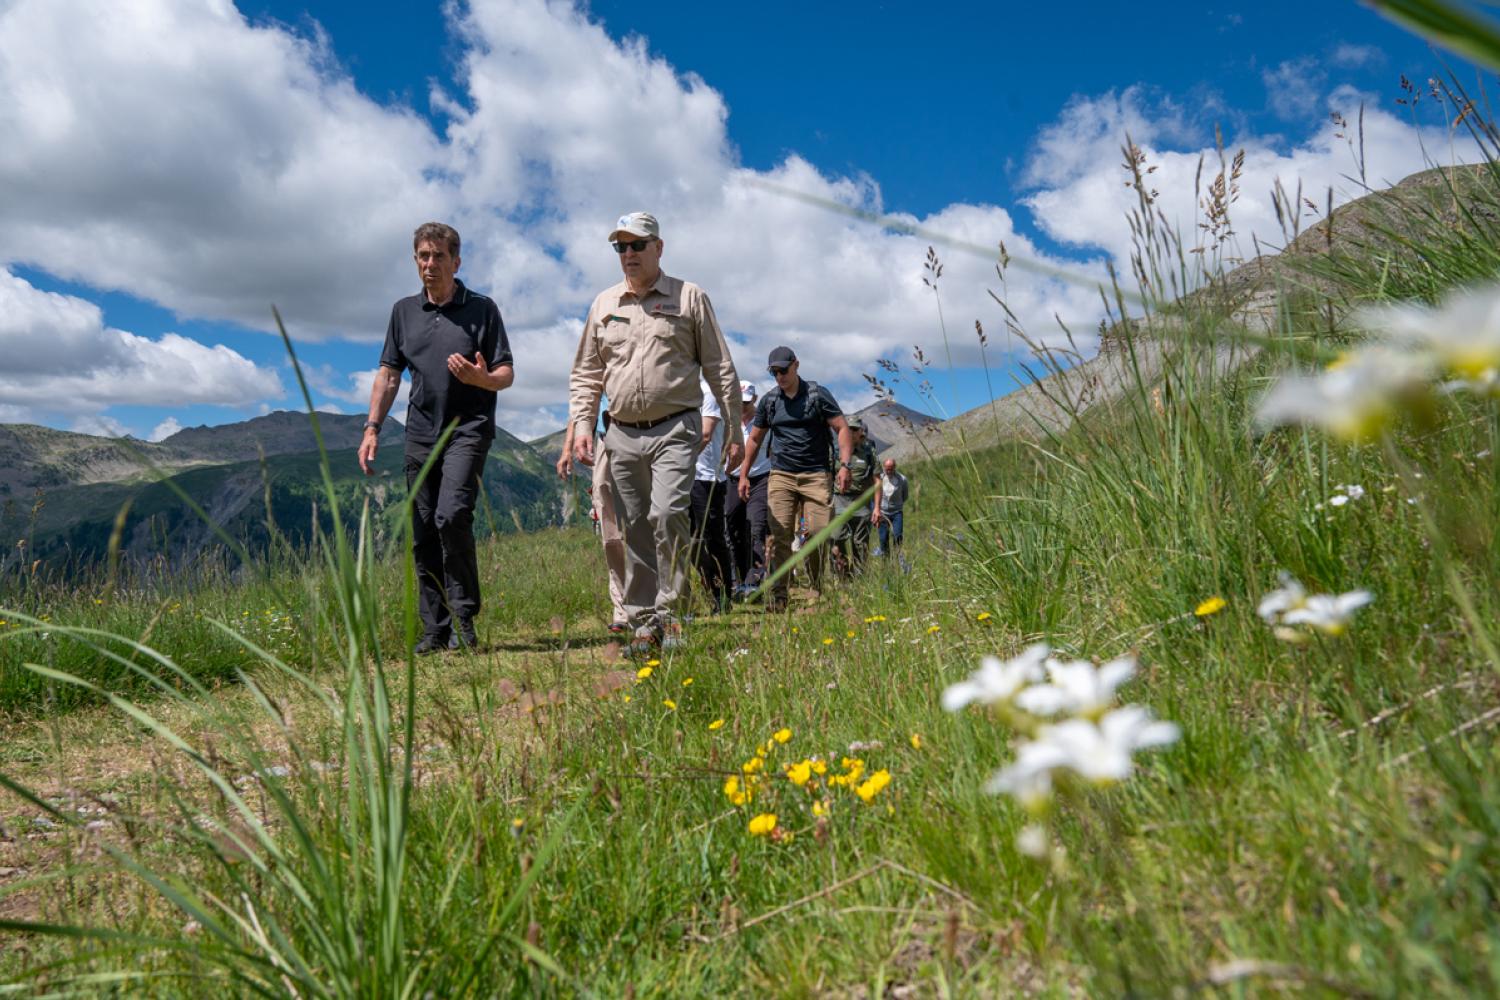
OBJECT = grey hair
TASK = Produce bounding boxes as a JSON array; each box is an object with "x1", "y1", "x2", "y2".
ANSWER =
[{"x1": 413, "y1": 222, "x2": 460, "y2": 257}]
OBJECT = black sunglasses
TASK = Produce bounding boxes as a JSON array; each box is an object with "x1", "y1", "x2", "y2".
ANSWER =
[
  {"x1": 611, "y1": 238, "x2": 654, "y2": 253},
  {"x1": 768, "y1": 366, "x2": 790, "y2": 376}
]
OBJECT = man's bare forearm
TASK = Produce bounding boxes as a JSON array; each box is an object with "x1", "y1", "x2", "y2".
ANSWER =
[
  {"x1": 368, "y1": 366, "x2": 402, "y2": 424},
  {"x1": 483, "y1": 364, "x2": 515, "y2": 392}
]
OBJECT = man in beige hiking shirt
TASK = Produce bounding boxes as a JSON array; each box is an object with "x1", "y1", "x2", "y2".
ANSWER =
[{"x1": 568, "y1": 212, "x2": 743, "y2": 654}]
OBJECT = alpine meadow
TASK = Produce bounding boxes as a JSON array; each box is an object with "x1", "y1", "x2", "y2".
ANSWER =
[{"x1": 6, "y1": 0, "x2": 1500, "y2": 995}]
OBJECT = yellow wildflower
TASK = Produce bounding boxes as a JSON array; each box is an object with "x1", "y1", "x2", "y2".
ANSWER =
[
  {"x1": 748, "y1": 813, "x2": 778, "y2": 837},
  {"x1": 662, "y1": 699, "x2": 677, "y2": 710},
  {"x1": 622, "y1": 694, "x2": 631, "y2": 703},
  {"x1": 810, "y1": 759, "x2": 828, "y2": 775},
  {"x1": 635, "y1": 665, "x2": 653, "y2": 680},
  {"x1": 856, "y1": 769, "x2": 892, "y2": 804},
  {"x1": 723, "y1": 775, "x2": 741, "y2": 800},
  {"x1": 976, "y1": 611, "x2": 992, "y2": 622},
  {"x1": 785, "y1": 760, "x2": 813, "y2": 786},
  {"x1": 909, "y1": 733, "x2": 923, "y2": 750},
  {"x1": 822, "y1": 637, "x2": 835, "y2": 646},
  {"x1": 708, "y1": 718, "x2": 725, "y2": 731},
  {"x1": 811, "y1": 801, "x2": 828, "y2": 817},
  {"x1": 511, "y1": 818, "x2": 525, "y2": 830},
  {"x1": 870, "y1": 614, "x2": 887, "y2": 622},
  {"x1": 927, "y1": 625, "x2": 941, "y2": 635},
  {"x1": 773, "y1": 728, "x2": 792, "y2": 744},
  {"x1": 742, "y1": 757, "x2": 764, "y2": 775},
  {"x1": 682, "y1": 677, "x2": 694, "y2": 687},
  {"x1": 845, "y1": 629, "x2": 856, "y2": 638},
  {"x1": 646, "y1": 659, "x2": 661, "y2": 667},
  {"x1": 1195, "y1": 596, "x2": 1227, "y2": 617}
]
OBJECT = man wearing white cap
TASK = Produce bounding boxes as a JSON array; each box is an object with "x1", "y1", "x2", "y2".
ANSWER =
[
  {"x1": 568, "y1": 212, "x2": 743, "y2": 654},
  {"x1": 725, "y1": 379, "x2": 769, "y2": 596}
]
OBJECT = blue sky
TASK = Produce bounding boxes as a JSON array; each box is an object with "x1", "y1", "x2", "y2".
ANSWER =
[{"x1": 0, "y1": 0, "x2": 1482, "y2": 441}]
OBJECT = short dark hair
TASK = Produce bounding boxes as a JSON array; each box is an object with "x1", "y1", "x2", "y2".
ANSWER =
[{"x1": 413, "y1": 222, "x2": 460, "y2": 257}]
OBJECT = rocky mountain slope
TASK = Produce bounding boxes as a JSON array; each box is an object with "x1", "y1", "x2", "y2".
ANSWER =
[
  {"x1": 0, "y1": 412, "x2": 559, "y2": 577},
  {"x1": 882, "y1": 163, "x2": 1497, "y2": 462}
]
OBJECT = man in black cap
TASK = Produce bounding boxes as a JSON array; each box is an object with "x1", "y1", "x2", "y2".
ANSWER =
[
  {"x1": 737, "y1": 346, "x2": 852, "y2": 611},
  {"x1": 360, "y1": 221, "x2": 514, "y2": 654}
]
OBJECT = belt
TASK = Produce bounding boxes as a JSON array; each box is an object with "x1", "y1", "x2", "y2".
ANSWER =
[{"x1": 609, "y1": 407, "x2": 693, "y2": 430}]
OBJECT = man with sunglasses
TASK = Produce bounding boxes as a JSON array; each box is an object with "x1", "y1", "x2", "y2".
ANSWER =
[
  {"x1": 568, "y1": 212, "x2": 743, "y2": 654},
  {"x1": 737, "y1": 347, "x2": 853, "y2": 612}
]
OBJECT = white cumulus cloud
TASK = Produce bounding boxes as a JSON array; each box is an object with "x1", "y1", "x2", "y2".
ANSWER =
[
  {"x1": 0, "y1": 0, "x2": 1484, "y2": 437},
  {"x1": 148, "y1": 417, "x2": 183, "y2": 442},
  {"x1": 0, "y1": 268, "x2": 285, "y2": 423}
]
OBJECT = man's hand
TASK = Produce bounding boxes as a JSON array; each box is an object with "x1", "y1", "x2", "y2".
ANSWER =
[
  {"x1": 555, "y1": 450, "x2": 572, "y2": 478},
  {"x1": 447, "y1": 351, "x2": 490, "y2": 387},
  {"x1": 725, "y1": 441, "x2": 744, "y2": 475},
  {"x1": 738, "y1": 472, "x2": 751, "y2": 502},
  {"x1": 358, "y1": 430, "x2": 379, "y2": 476},
  {"x1": 871, "y1": 508, "x2": 883, "y2": 526},
  {"x1": 835, "y1": 467, "x2": 852, "y2": 493},
  {"x1": 573, "y1": 432, "x2": 595, "y2": 467}
]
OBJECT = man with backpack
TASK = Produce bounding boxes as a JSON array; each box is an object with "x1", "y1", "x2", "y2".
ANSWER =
[{"x1": 737, "y1": 346, "x2": 852, "y2": 612}]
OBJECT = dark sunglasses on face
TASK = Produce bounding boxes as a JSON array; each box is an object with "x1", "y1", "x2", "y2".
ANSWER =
[
  {"x1": 768, "y1": 366, "x2": 790, "y2": 376},
  {"x1": 612, "y1": 239, "x2": 653, "y2": 253}
]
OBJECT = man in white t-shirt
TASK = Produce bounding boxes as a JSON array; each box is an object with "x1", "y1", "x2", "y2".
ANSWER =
[
  {"x1": 725, "y1": 379, "x2": 770, "y2": 597},
  {"x1": 689, "y1": 376, "x2": 735, "y2": 613}
]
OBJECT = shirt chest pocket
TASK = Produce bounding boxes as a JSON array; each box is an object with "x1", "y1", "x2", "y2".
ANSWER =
[{"x1": 644, "y1": 309, "x2": 689, "y2": 343}]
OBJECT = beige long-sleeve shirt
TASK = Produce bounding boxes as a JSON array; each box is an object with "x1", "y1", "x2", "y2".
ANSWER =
[{"x1": 568, "y1": 272, "x2": 742, "y2": 448}]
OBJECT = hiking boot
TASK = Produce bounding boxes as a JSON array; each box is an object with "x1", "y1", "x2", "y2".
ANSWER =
[
  {"x1": 628, "y1": 624, "x2": 660, "y2": 657},
  {"x1": 414, "y1": 633, "x2": 448, "y2": 656},
  {"x1": 608, "y1": 620, "x2": 630, "y2": 636},
  {"x1": 448, "y1": 618, "x2": 478, "y2": 651},
  {"x1": 660, "y1": 620, "x2": 686, "y2": 651}
]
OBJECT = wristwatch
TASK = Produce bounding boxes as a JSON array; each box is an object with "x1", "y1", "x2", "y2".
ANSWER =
[
  {"x1": 839, "y1": 461, "x2": 852, "y2": 470},
  {"x1": 364, "y1": 420, "x2": 382, "y2": 434}
]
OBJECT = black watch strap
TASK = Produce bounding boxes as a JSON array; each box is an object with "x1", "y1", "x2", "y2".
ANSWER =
[{"x1": 364, "y1": 420, "x2": 382, "y2": 433}]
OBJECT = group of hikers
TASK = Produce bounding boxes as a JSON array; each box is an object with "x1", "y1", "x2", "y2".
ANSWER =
[{"x1": 359, "y1": 216, "x2": 910, "y2": 657}]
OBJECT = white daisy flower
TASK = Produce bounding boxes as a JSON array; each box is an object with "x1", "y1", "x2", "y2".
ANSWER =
[
  {"x1": 1256, "y1": 573, "x2": 1307, "y2": 623},
  {"x1": 1034, "y1": 706, "x2": 1181, "y2": 787},
  {"x1": 942, "y1": 644, "x2": 1050, "y2": 712},
  {"x1": 1359, "y1": 284, "x2": 1500, "y2": 383},
  {"x1": 1279, "y1": 590, "x2": 1374, "y2": 636},
  {"x1": 1013, "y1": 655, "x2": 1136, "y2": 719},
  {"x1": 1254, "y1": 346, "x2": 1433, "y2": 441}
]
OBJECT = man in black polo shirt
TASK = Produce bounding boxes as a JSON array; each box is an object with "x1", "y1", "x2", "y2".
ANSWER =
[
  {"x1": 359, "y1": 222, "x2": 514, "y2": 654},
  {"x1": 737, "y1": 346, "x2": 852, "y2": 612}
]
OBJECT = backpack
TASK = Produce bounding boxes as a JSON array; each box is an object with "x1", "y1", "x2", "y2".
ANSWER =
[{"x1": 761, "y1": 380, "x2": 837, "y2": 471}]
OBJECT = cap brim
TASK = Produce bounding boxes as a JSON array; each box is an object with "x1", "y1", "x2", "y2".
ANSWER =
[{"x1": 609, "y1": 229, "x2": 654, "y2": 241}]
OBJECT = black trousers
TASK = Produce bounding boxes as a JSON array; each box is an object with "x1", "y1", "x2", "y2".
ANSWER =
[
  {"x1": 689, "y1": 478, "x2": 733, "y2": 606},
  {"x1": 724, "y1": 471, "x2": 768, "y2": 586},
  {"x1": 405, "y1": 435, "x2": 489, "y2": 639}
]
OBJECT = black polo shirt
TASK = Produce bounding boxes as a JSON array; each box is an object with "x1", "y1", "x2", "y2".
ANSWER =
[
  {"x1": 754, "y1": 379, "x2": 843, "y2": 474},
  {"x1": 380, "y1": 279, "x2": 512, "y2": 445}
]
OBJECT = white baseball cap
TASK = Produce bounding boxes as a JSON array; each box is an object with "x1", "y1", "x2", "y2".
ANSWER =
[
  {"x1": 609, "y1": 212, "x2": 660, "y2": 241},
  {"x1": 740, "y1": 380, "x2": 757, "y2": 401}
]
